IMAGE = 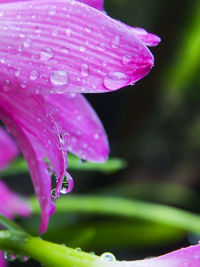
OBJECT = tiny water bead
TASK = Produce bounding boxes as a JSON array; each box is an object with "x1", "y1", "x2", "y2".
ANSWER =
[
  {"x1": 100, "y1": 252, "x2": 116, "y2": 262},
  {"x1": 122, "y1": 55, "x2": 133, "y2": 65},
  {"x1": 40, "y1": 48, "x2": 54, "y2": 61},
  {"x1": 104, "y1": 72, "x2": 130, "y2": 90},
  {"x1": 50, "y1": 70, "x2": 68, "y2": 86}
]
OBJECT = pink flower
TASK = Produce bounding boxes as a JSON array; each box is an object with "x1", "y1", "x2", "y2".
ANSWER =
[
  {"x1": 0, "y1": 0, "x2": 160, "y2": 233},
  {"x1": 0, "y1": 127, "x2": 19, "y2": 170},
  {"x1": 95, "y1": 244, "x2": 200, "y2": 267}
]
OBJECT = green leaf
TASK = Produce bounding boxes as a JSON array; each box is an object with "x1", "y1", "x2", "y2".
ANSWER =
[
  {"x1": 0, "y1": 155, "x2": 126, "y2": 177},
  {"x1": 30, "y1": 195, "x2": 200, "y2": 234}
]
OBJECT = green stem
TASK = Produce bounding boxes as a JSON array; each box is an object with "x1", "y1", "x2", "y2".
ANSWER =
[
  {"x1": 0, "y1": 230, "x2": 100, "y2": 267},
  {"x1": 31, "y1": 195, "x2": 200, "y2": 233}
]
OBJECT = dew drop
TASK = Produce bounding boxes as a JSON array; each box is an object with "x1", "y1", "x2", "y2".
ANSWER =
[
  {"x1": 18, "y1": 254, "x2": 30, "y2": 262},
  {"x1": 104, "y1": 72, "x2": 130, "y2": 90},
  {"x1": 4, "y1": 252, "x2": 16, "y2": 262},
  {"x1": 100, "y1": 252, "x2": 116, "y2": 262},
  {"x1": 30, "y1": 70, "x2": 38, "y2": 80},
  {"x1": 122, "y1": 55, "x2": 133, "y2": 65},
  {"x1": 111, "y1": 35, "x2": 120, "y2": 49},
  {"x1": 62, "y1": 47, "x2": 70, "y2": 55},
  {"x1": 52, "y1": 29, "x2": 59, "y2": 37},
  {"x1": 97, "y1": 43, "x2": 105, "y2": 51},
  {"x1": 94, "y1": 133, "x2": 99, "y2": 140},
  {"x1": 51, "y1": 188, "x2": 57, "y2": 199},
  {"x1": 80, "y1": 46, "x2": 86, "y2": 52},
  {"x1": 48, "y1": 6, "x2": 56, "y2": 15},
  {"x1": 60, "y1": 173, "x2": 74, "y2": 194},
  {"x1": 23, "y1": 39, "x2": 31, "y2": 48},
  {"x1": 40, "y1": 47, "x2": 54, "y2": 61},
  {"x1": 81, "y1": 63, "x2": 89, "y2": 77},
  {"x1": 75, "y1": 247, "x2": 82, "y2": 252},
  {"x1": 0, "y1": 11, "x2": 4, "y2": 17},
  {"x1": 65, "y1": 28, "x2": 71, "y2": 37},
  {"x1": 50, "y1": 70, "x2": 68, "y2": 86}
]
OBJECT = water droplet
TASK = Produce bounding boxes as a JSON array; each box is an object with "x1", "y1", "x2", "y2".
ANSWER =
[
  {"x1": 0, "y1": 11, "x2": 4, "y2": 17},
  {"x1": 4, "y1": 252, "x2": 16, "y2": 262},
  {"x1": 97, "y1": 43, "x2": 105, "y2": 51},
  {"x1": 51, "y1": 188, "x2": 57, "y2": 199},
  {"x1": 122, "y1": 55, "x2": 133, "y2": 65},
  {"x1": 81, "y1": 63, "x2": 89, "y2": 77},
  {"x1": 65, "y1": 28, "x2": 71, "y2": 37},
  {"x1": 111, "y1": 35, "x2": 120, "y2": 49},
  {"x1": 80, "y1": 46, "x2": 86, "y2": 52},
  {"x1": 60, "y1": 173, "x2": 74, "y2": 195},
  {"x1": 48, "y1": 6, "x2": 56, "y2": 15},
  {"x1": 50, "y1": 70, "x2": 68, "y2": 86},
  {"x1": 100, "y1": 252, "x2": 116, "y2": 262},
  {"x1": 62, "y1": 47, "x2": 70, "y2": 55},
  {"x1": 94, "y1": 133, "x2": 99, "y2": 140},
  {"x1": 75, "y1": 247, "x2": 82, "y2": 252},
  {"x1": 30, "y1": 70, "x2": 38, "y2": 80},
  {"x1": 18, "y1": 254, "x2": 30, "y2": 262},
  {"x1": 85, "y1": 27, "x2": 92, "y2": 33},
  {"x1": 23, "y1": 39, "x2": 31, "y2": 48},
  {"x1": 104, "y1": 72, "x2": 129, "y2": 90},
  {"x1": 19, "y1": 33, "x2": 26, "y2": 38},
  {"x1": 21, "y1": 81, "x2": 27, "y2": 89},
  {"x1": 52, "y1": 29, "x2": 59, "y2": 37},
  {"x1": 40, "y1": 47, "x2": 54, "y2": 61}
]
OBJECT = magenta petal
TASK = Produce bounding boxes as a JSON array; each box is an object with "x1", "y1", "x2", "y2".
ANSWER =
[
  {"x1": 44, "y1": 93, "x2": 109, "y2": 163},
  {"x1": 128, "y1": 27, "x2": 161, "y2": 47},
  {"x1": 77, "y1": 0, "x2": 104, "y2": 10},
  {"x1": 0, "y1": 127, "x2": 18, "y2": 170},
  {"x1": 153, "y1": 244, "x2": 200, "y2": 267},
  {"x1": 0, "y1": 0, "x2": 153, "y2": 94},
  {"x1": 0, "y1": 181, "x2": 31, "y2": 219},
  {"x1": 0, "y1": 252, "x2": 6, "y2": 267},
  {"x1": 0, "y1": 93, "x2": 67, "y2": 233}
]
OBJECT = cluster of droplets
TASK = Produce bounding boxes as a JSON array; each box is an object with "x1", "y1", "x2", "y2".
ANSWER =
[{"x1": 4, "y1": 251, "x2": 30, "y2": 263}]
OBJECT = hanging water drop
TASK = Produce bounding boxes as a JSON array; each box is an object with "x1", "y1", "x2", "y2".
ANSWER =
[{"x1": 104, "y1": 72, "x2": 130, "y2": 90}]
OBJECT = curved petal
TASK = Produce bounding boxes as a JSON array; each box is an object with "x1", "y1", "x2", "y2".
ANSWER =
[
  {"x1": 117, "y1": 22, "x2": 161, "y2": 47},
  {"x1": 0, "y1": 127, "x2": 19, "y2": 170},
  {"x1": 0, "y1": 93, "x2": 67, "y2": 233},
  {"x1": 78, "y1": 0, "x2": 104, "y2": 10},
  {"x1": 96, "y1": 244, "x2": 200, "y2": 267},
  {"x1": 0, "y1": 180, "x2": 31, "y2": 218},
  {"x1": 0, "y1": 0, "x2": 153, "y2": 94},
  {"x1": 44, "y1": 93, "x2": 109, "y2": 163}
]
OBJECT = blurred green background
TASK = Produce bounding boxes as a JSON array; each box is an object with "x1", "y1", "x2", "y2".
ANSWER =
[{"x1": 2, "y1": 0, "x2": 200, "y2": 265}]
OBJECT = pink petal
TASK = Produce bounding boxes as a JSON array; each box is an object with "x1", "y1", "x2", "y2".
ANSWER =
[
  {"x1": 153, "y1": 244, "x2": 200, "y2": 267},
  {"x1": 0, "y1": 127, "x2": 18, "y2": 170},
  {"x1": 44, "y1": 93, "x2": 109, "y2": 163},
  {"x1": 124, "y1": 25, "x2": 161, "y2": 47},
  {"x1": 0, "y1": 93, "x2": 67, "y2": 233},
  {"x1": 0, "y1": 252, "x2": 6, "y2": 267},
  {"x1": 111, "y1": 244, "x2": 200, "y2": 267},
  {"x1": 0, "y1": 0, "x2": 153, "y2": 94},
  {"x1": 0, "y1": 180, "x2": 31, "y2": 219},
  {"x1": 77, "y1": 0, "x2": 104, "y2": 10}
]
